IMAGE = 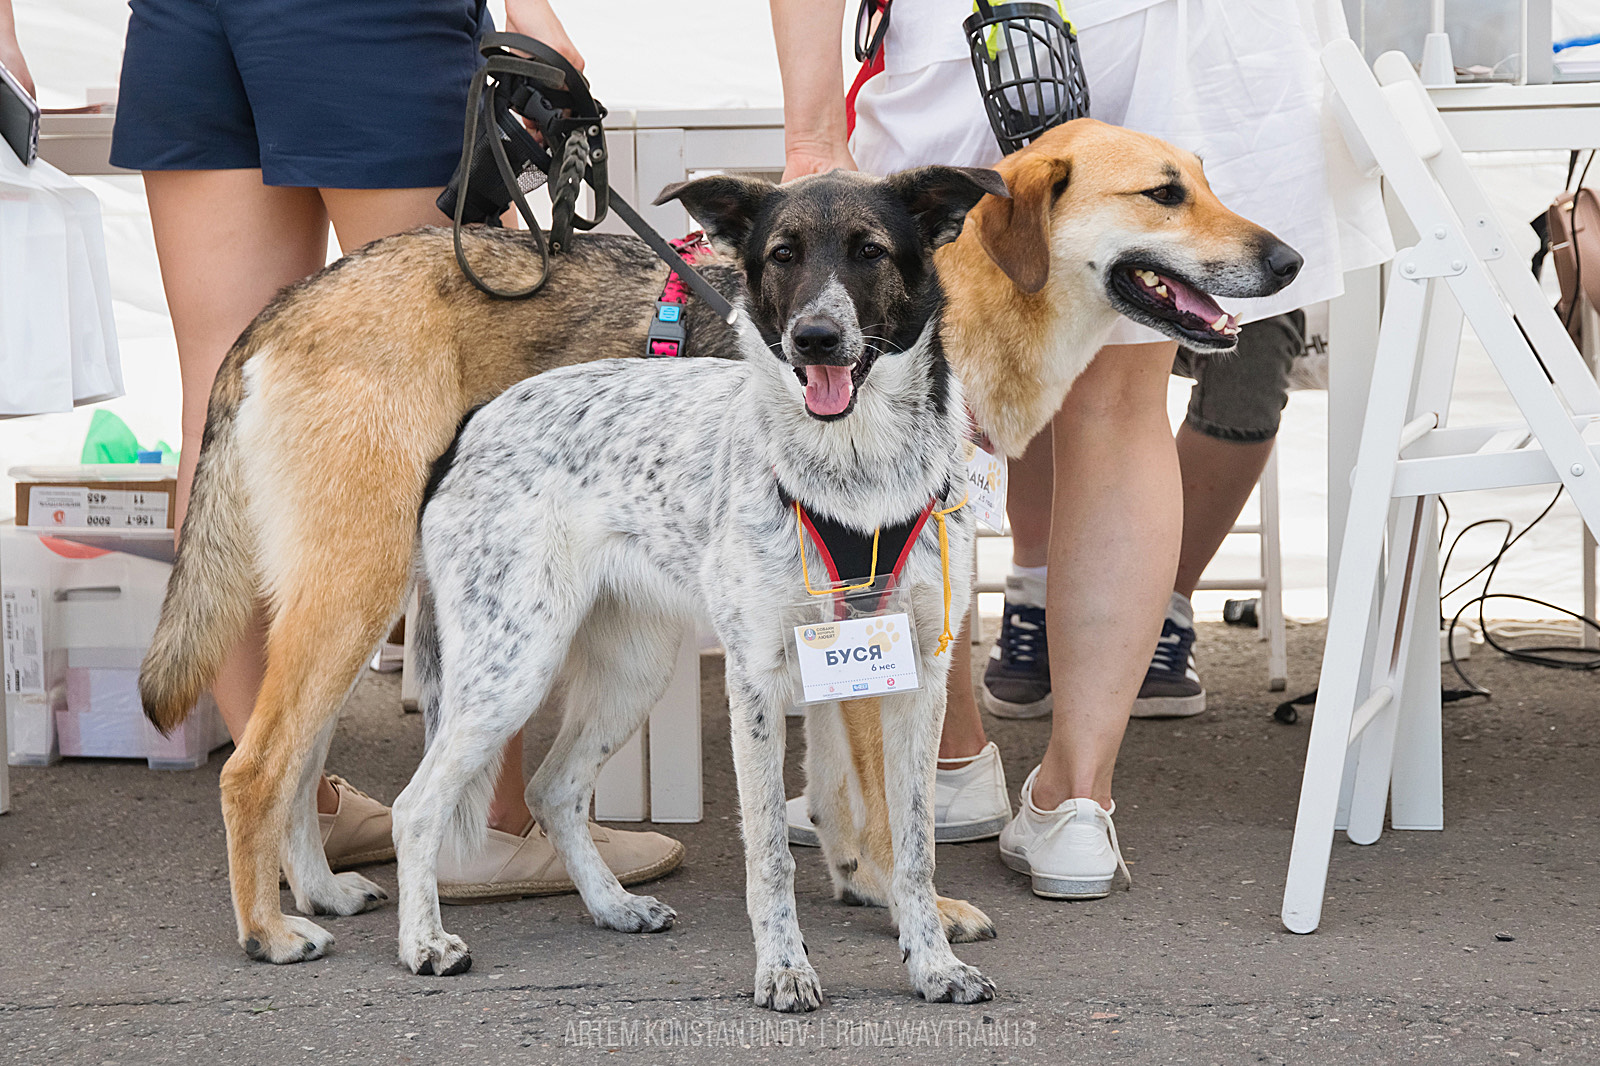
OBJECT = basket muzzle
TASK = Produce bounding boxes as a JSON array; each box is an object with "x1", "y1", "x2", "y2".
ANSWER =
[{"x1": 964, "y1": 0, "x2": 1090, "y2": 154}]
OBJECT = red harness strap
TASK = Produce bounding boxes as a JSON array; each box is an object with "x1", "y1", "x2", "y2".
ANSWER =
[
  {"x1": 646, "y1": 231, "x2": 715, "y2": 357},
  {"x1": 791, "y1": 490, "x2": 936, "y2": 621}
]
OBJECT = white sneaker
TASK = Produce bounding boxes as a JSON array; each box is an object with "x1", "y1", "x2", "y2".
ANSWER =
[
  {"x1": 787, "y1": 741, "x2": 1013, "y2": 846},
  {"x1": 998, "y1": 766, "x2": 1131, "y2": 899}
]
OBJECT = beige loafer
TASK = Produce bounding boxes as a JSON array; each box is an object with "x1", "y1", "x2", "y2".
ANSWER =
[
  {"x1": 437, "y1": 821, "x2": 684, "y2": 904},
  {"x1": 320, "y1": 775, "x2": 396, "y2": 869}
]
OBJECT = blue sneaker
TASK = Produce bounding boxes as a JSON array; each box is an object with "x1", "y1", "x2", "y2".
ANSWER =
[
  {"x1": 982, "y1": 586, "x2": 1051, "y2": 719},
  {"x1": 1134, "y1": 597, "x2": 1206, "y2": 718}
]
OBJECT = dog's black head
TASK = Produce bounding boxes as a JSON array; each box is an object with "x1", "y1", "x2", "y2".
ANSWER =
[{"x1": 656, "y1": 167, "x2": 1006, "y2": 420}]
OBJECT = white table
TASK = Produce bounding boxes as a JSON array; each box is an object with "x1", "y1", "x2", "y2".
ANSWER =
[
  {"x1": 587, "y1": 109, "x2": 783, "y2": 823},
  {"x1": 37, "y1": 111, "x2": 121, "y2": 174},
  {"x1": 591, "y1": 107, "x2": 784, "y2": 236},
  {"x1": 1326, "y1": 80, "x2": 1600, "y2": 833}
]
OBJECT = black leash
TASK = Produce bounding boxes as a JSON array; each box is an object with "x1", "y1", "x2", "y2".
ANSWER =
[
  {"x1": 440, "y1": 33, "x2": 735, "y2": 323},
  {"x1": 606, "y1": 192, "x2": 736, "y2": 323}
]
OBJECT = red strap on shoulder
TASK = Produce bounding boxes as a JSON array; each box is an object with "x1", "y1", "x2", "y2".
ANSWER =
[
  {"x1": 847, "y1": 0, "x2": 890, "y2": 136},
  {"x1": 846, "y1": 50, "x2": 885, "y2": 139}
]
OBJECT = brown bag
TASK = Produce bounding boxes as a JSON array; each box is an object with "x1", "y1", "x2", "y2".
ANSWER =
[{"x1": 1546, "y1": 186, "x2": 1600, "y2": 342}]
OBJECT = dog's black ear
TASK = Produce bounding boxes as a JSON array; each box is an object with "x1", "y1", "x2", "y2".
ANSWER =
[
  {"x1": 655, "y1": 175, "x2": 776, "y2": 257},
  {"x1": 884, "y1": 166, "x2": 1010, "y2": 250}
]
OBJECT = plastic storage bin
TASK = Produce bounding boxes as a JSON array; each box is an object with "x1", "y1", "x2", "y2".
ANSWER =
[{"x1": 2, "y1": 521, "x2": 227, "y2": 770}]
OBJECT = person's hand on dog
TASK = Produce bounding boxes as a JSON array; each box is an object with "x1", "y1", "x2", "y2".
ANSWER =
[
  {"x1": 0, "y1": 0, "x2": 36, "y2": 99},
  {"x1": 781, "y1": 141, "x2": 857, "y2": 184}
]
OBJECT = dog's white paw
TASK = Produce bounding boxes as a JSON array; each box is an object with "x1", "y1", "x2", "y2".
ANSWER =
[
  {"x1": 242, "y1": 915, "x2": 334, "y2": 964},
  {"x1": 754, "y1": 961, "x2": 823, "y2": 1013},
  {"x1": 302, "y1": 871, "x2": 388, "y2": 917},
  {"x1": 400, "y1": 930, "x2": 473, "y2": 977},
  {"x1": 910, "y1": 957, "x2": 995, "y2": 1004},
  {"x1": 590, "y1": 893, "x2": 676, "y2": 934}
]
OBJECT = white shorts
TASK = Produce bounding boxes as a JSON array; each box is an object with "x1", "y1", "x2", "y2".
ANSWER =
[{"x1": 849, "y1": 0, "x2": 1392, "y2": 345}]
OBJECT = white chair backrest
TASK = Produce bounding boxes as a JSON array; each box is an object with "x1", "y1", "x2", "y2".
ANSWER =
[
  {"x1": 1381, "y1": 79, "x2": 1443, "y2": 161},
  {"x1": 1322, "y1": 39, "x2": 1600, "y2": 420}
]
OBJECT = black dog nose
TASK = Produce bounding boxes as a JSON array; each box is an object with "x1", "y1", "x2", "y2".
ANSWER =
[
  {"x1": 1264, "y1": 241, "x2": 1303, "y2": 282},
  {"x1": 791, "y1": 317, "x2": 842, "y2": 357}
]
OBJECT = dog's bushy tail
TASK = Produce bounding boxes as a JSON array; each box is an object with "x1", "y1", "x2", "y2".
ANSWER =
[
  {"x1": 140, "y1": 352, "x2": 257, "y2": 735},
  {"x1": 415, "y1": 571, "x2": 498, "y2": 864}
]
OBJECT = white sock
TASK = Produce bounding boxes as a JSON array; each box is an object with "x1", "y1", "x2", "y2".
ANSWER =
[
  {"x1": 1005, "y1": 563, "x2": 1048, "y2": 608},
  {"x1": 1167, "y1": 590, "x2": 1194, "y2": 629}
]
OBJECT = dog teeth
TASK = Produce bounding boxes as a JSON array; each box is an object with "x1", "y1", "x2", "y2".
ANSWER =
[
  {"x1": 1211, "y1": 314, "x2": 1229, "y2": 331},
  {"x1": 1154, "y1": 284, "x2": 1169, "y2": 297},
  {"x1": 1136, "y1": 270, "x2": 1160, "y2": 287}
]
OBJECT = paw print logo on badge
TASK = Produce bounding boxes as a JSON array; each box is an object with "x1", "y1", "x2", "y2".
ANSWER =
[{"x1": 865, "y1": 619, "x2": 901, "y2": 656}]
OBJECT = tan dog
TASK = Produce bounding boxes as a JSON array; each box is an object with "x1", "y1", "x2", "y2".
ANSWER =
[
  {"x1": 807, "y1": 118, "x2": 1300, "y2": 922},
  {"x1": 142, "y1": 119, "x2": 1297, "y2": 965}
]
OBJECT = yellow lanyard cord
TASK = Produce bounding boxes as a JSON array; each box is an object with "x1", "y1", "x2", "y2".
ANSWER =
[
  {"x1": 796, "y1": 502, "x2": 881, "y2": 596},
  {"x1": 932, "y1": 493, "x2": 968, "y2": 656},
  {"x1": 794, "y1": 495, "x2": 967, "y2": 656}
]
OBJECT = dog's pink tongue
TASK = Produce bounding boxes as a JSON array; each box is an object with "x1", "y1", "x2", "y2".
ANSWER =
[
  {"x1": 804, "y1": 364, "x2": 854, "y2": 416},
  {"x1": 1162, "y1": 274, "x2": 1224, "y2": 323}
]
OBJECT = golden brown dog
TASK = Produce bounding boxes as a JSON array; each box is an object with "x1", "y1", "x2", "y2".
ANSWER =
[
  {"x1": 142, "y1": 118, "x2": 1297, "y2": 964},
  {"x1": 805, "y1": 118, "x2": 1300, "y2": 923}
]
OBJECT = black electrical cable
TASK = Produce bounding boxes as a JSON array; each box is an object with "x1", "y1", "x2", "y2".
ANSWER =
[
  {"x1": 1440, "y1": 517, "x2": 1515, "y2": 600},
  {"x1": 1441, "y1": 488, "x2": 1563, "y2": 602},
  {"x1": 1440, "y1": 486, "x2": 1600, "y2": 699}
]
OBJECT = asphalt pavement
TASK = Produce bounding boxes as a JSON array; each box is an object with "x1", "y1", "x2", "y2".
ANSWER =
[{"x1": 3, "y1": 621, "x2": 1597, "y2": 1065}]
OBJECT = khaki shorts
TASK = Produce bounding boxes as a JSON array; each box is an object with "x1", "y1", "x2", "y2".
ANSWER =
[{"x1": 1171, "y1": 311, "x2": 1303, "y2": 444}]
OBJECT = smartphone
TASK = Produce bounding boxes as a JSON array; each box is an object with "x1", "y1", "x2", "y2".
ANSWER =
[{"x1": 0, "y1": 59, "x2": 40, "y2": 165}]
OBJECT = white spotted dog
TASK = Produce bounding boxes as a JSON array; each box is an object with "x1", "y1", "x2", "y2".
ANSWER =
[{"x1": 392, "y1": 166, "x2": 1008, "y2": 1011}]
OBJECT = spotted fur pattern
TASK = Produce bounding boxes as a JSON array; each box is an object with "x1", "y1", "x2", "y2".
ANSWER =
[{"x1": 392, "y1": 170, "x2": 1000, "y2": 1010}]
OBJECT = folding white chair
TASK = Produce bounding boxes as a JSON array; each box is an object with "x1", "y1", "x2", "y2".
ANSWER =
[{"x1": 1282, "y1": 41, "x2": 1600, "y2": 934}]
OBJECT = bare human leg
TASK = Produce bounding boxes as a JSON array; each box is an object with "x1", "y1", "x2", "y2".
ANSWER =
[
  {"x1": 1031, "y1": 340, "x2": 1180, "y2": 810},
  {"x1": 149, "y1": 173, "x2": 530, "y2": 825},
  {"x1": 145, "y1": 169, "x2": 329, "y2": 804},
  {"x1": 1172, "y1": 425, "x2": 1275, "y2": 599},
  {"x1": 318, "y1": 186, "x2": 534, "y2": 831},
  {"x1": 938, "y1": 430, "x2": 1058, "y2": 761},
  {"x1": 1000, "y1": 427, "x2": 1054, "y2": 568},
  {"x1": 938, "y1": 629, "x2": 988, "y2": 761}
]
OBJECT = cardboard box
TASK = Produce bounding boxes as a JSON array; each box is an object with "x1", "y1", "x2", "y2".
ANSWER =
[
  {"x1": 11, "y1": 464, "x2": 177, "y2": 530},
  {"x1": 3, "y1": 522, "x2": 225, "y2": 770}
]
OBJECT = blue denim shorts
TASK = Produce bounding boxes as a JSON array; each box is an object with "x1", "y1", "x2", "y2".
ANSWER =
[
  {"x1": 110, "y1": 0, "x2": 489, "y2": 188},
  {"x1": 1171, "y1": 311, "x2": 1304, "y2": 443}
]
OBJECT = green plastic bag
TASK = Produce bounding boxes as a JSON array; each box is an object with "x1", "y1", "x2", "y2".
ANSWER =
[{"x1": 80, "y1": 410, "x2": 177, "y2": 464}]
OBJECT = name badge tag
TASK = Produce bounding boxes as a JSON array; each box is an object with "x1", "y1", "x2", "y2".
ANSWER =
[
  {"x1": 792, "y1": 612, "x2": 921, "y2": 704},
  {"x1": 965, "y1": 442, "x2": 1007, "y2": 533}
]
